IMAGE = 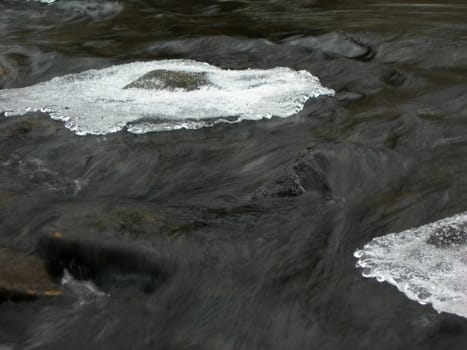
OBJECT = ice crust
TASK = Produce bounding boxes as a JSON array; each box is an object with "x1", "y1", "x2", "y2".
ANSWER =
[
  {"x1": 355, "y1": 213, "x2": 467, "y2": 318},
  {"x1": 0, "y1": 60, "x2": 334, "y2": 135},
  {"x1": 31, "y1": 0, "x2": 56, "y2": 3}
]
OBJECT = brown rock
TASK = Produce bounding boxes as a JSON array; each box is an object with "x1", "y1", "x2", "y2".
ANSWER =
[
  {"x1": 0, "y1": 248, "x2": 61, "y2": 301},
  {"x1": 123, "y1": 69, "x2": 210, "y2": 91}
]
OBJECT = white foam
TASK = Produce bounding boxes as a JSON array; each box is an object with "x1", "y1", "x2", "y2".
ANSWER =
[
  {"x1": 61, "y1": 269, "x2": 107, "y2": 305},
  {"x1": 0, "y1": 60, "x2": 334, "y2": 135},
  {"x1": 355, "y1": 212, "x2": 467, "y2": 318}
]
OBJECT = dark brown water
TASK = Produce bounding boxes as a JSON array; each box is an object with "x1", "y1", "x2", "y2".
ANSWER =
[{"x1": 2, "y1": 0, "x2": 467, "y2": 349}]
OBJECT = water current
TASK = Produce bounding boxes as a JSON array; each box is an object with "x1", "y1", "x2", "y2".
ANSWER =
[{"x1": 2, "y1": 1, "x2": 467, "y2": 349}]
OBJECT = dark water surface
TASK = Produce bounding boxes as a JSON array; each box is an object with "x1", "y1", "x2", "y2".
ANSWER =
[{"x1": 2, "y1": 0, "x2": 467, "y2": 349}]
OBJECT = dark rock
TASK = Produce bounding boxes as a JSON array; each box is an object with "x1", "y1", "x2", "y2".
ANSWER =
[
  {"x1": 0, "y1": 248, "x2": 61, "y2": 301},
  {"x1": 0, "y1": 115, "x2": 64, "y2": 141},
  {"x1": 254, "y1": 157, "x2": 329, "y2": 198},
  {"x1": 287, "y1": 32, "x2": 375, "y2": 60},
  {"x1": 381, "y1": 69, "x2": 406, "y2": 87},
  {"x1": 38, "y1": 233, "x2": 166, "y2": 293},
  {"x1": 255, "y1": 141, "x2": 413, "y2": 199},
  {"x1": 124, "y1": 69, "x2": 210, "y2": 91}
]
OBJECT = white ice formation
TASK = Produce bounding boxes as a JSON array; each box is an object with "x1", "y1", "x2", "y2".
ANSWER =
[
  {"x1": 0, "y1": 60, "x2": 334, "y2": 135},
  {"x1": 31, "y1": 0, "x2": 56, "y2": 3},
  {"x1": 355, "y1": 212, "x2": 467, "y2": 318}
]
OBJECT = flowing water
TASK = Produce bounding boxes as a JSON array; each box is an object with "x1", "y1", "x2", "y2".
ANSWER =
[{"x1": 2, "y1": 0, "x2": 467, "y2": 349}]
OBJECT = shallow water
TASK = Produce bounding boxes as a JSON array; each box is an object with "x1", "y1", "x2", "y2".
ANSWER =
[{"x1": 2, "y1": 0, "x2": 467, "y2": 349}]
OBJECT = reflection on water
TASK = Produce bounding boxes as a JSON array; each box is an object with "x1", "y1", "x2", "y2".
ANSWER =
[{"x1": 2, "y1": 1, "x2": 467, "y2": 56}]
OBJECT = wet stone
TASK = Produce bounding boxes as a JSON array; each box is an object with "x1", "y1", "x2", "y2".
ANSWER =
[
  {"x1": 381, "y1": 69, "x2": 406, "y2": 87},
  {"x1": 254, "y1": 141, "x2": 410, "y2": 199},
  {"x1": 255, "y1": 172, "x2": 307, "y2": 198},
  {"x1": 426, "y1": 223, "x2": 467, "y2": 248},
  {"x1": 254, "y1": 155, "x2": 330, "y2": 199},
  {"x1": 288, "y1": 32, "x2": 374, "y2": 60},
  {"x1": 0, "y1": 248, "x2": 61, "y2": 301},
  {"x1": 123, "y1": 69, "x2": 210, "y2": 91},
  {"x1": 37, "y1": 233, "x2": 164, "y2": 293}
]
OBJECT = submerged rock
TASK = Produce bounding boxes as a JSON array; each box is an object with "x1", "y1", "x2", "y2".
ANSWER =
[
  {"x1": 254, "y1": 141, "x2": 412, "y2": 199},
  {"x1": 124, "y1": 69, "x2": 210, "y2": 91},
  {"x1": 287, "y1": 32, "x2": 374, "y2": 61},
  {"x1": 381, "y1": 68, "x2": 406, "y2": 87},
  {"x1": 0, "y1": 248, "x2": 61, "y2": 301},
  {"x1": 38, "y1": 233, "x2": 164, "y2": 293}
]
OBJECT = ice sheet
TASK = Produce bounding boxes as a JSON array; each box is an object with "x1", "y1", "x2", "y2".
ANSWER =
[
  {"x1": 0, "y1": 60, "x2": 334, "y2": 135},
  {"x1": 355, "y1": 212, "x2": 467, "y2": 318}
]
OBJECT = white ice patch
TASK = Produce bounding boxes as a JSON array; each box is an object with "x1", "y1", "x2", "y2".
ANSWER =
[
  {"x1": 0, "y1": 60, "x2": 334, "y2": 135},
  {"x1": 30, "y1": 0, "x2": 56, "y2": 3},
  {"x1": 355, "y1": 212, "x2": 467, "y2": 318}
]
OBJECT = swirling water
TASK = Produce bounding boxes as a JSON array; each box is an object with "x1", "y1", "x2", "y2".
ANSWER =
[{"x1": 2, "y1": 1, "x2": 467, "y2": 350}]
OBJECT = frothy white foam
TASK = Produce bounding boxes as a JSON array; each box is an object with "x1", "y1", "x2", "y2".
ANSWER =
[
  {"x1": 62, "y1": 269, "x2": 107, "y2": 305},
  {"x1": 355, "y1": 213, "x2": 467, "y2": 318},
  {"x1": 0, "y1": 60, "x2": 334, "y2": 135}
]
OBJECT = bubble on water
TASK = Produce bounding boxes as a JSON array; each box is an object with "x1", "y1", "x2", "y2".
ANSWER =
[
  {"x1": 362, "y1": 267, "x2": 373, "y2": 278},
  {"x1": 353, "y1": 249, "x2": 363, "y2": 259},
  {"x1": 376, "y1": 275, "x2": 385, "y2": 282},
  {"x1": 355, "y1": 212, "x2": 467, "y2": 319},
  {"x1": 0, "y1": 59, "x2": 334, "y2": 136}
]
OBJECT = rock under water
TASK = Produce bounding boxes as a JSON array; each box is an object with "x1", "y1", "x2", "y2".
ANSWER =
[{"x1": 0, "y1": 248, "x2": 61, "y2": 301}]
